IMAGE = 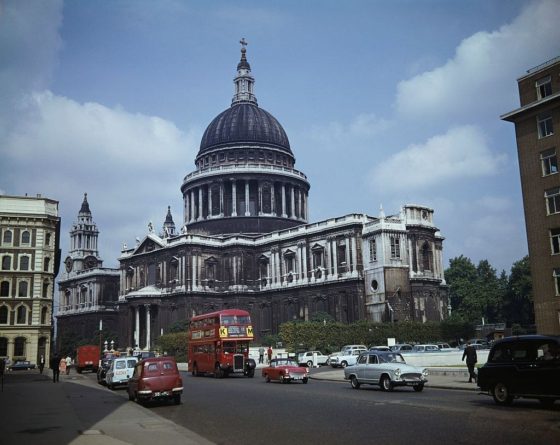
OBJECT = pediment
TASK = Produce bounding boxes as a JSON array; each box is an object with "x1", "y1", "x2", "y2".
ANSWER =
[{"x1": 132, "y1": 234, "x2": 165, "y2": 255}]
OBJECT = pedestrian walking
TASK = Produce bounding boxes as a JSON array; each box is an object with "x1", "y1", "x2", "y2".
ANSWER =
[
  {"x1": 59, "y1": 356, "x2": 67, "y2": 376},
  {"x1": 65, "y1": 355, "x2": 72, "y2": 375},
  {"x1": 38, "y1": 354, "x2": 45, "y2": 374},
  {"x1": 50, "y1": 353, "x2": 60, "y2": 383},
  {"x1": 258, "y1": 346, "x2": 265, "y2": 364},
  {"x1": 462, "y1": 342, "x2": 478, "y2": 383},
  {"x1": 267, "y1": 346, "x2": 273, "y2": 364}
]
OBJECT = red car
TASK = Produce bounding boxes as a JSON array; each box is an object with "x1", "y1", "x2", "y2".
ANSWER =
[
  {"x1": 262, "y1": 358, "x2": 309, "y2": 384},
  {"x1": 127, "y1": 356, "x2": 183, "y2": 405}
]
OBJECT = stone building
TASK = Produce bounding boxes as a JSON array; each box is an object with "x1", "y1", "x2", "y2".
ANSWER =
[
  {"x1": 116, "y1": 43, "x2": 449, "y2": 350},
  {"x1": 0, "y1": 194, "x2": 60, "y2": 364},
  {"x1": 56, "y1": 194, "x2": 120, "y2": 351},
  {"x1": 501, "y1": 56, "x2": 560, "y2": 335}
]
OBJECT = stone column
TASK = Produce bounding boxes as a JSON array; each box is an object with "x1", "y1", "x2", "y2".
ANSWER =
[
  {"x1": 145, "y1": 304, "x2": 151, "y2": 350},
  {"x1": 184, "y1": 194, "x2": 189, "y2": 223},
  {"x1": 281, "y1": 184, "x2": 287, "y2": 218},
  {"x1": 245, "y1": 180, "x2": 250, "y2": 216},
  {"x1": 270, "y1": 250, "x2": 276, "y2": 285},
  {"x1": 345, "y1": 237, "x2": 351, "y2": 275},
  {"x1": 331, "y1": 238, "x2": 338, "y2": 278},
  {"x1": 258, "y1": 182, "x2": 263, "y2": 216},
  {"x1": 290, "y1": 186, "x2": 295, "y2": 218},
  {"x1": 232, "y1": 179, "x2": 237, "y2": 216},
  {"x1": 134, "y1": 306, "x2": 140, "y2": 348},
  {"x1": 192, "y1": 253, "x2": 197, "y2": 290},
  {"x1": 190, "y1": 190, "x2": 196, "y2": 222},
  {"x1": 302, "y1": 243, "x2": 308, "y2": 282},
  {"x1": 219, "y1": 182, "x2": 224, "y2": 216},
  {"x1": 208, "y1": 184, "x2": 213, "y2": 217},
  {"x1": 351, "y1": 236, "x2": 358, "y2": 277},
  {"x1": 271, "y1": 183, "x2": 276, "y2": 215},
  {"x1": 198, "y1": 187, "x2": 203, "y2": 221}
]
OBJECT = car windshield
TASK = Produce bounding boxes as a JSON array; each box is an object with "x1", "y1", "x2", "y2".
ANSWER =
[
  {"x1": 274, "y1": 359, "x2": 298, "y2": 367},
  {"x1": 378, "y1": 353, "x2": 406, "y2": 364}
]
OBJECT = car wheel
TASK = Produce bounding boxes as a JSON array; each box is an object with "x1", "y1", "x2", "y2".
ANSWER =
[
  {"x1": 413, "y1": 384, "x2": 424, "y2": 392},
  {"x1": 265, "y1": 374, "x2": 271, "y2": 383},
  {"x1": 350, "y1": 376, "x2": 361, "y2": 389},
  {"x1": 341, "y1": 361, "x2": 348, "y2": 368},
  {"x1": 302, "y1": 377, "x2": 308, "y2": 384},
  {"x1": 307, "y1": 360, "x2": 313, "y2": 368},
  {"x1": 380, "y1": 375, "x2": 394, "y2": 392},
  {"x1": 173, "y1": 394, "x2": 181, "y2": 405},
  {"x1": 492, "y1": 382, "x2": 513, "y2": 405}
]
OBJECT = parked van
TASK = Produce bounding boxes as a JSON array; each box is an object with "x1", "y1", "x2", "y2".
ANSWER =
[
  {"x1": 127, "y1": 356, "x2": 183, "y2": 405},
  {"x1": 106, "y1": 356, "x2": 138, "y2": 389}
]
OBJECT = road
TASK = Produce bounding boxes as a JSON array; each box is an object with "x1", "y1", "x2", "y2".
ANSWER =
[{"x1": 99, "y1": 370, "x2": 560, "y2": 445}]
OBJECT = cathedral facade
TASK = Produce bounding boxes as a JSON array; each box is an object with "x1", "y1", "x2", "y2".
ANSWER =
[{"x1": 114, "y1": 43, "x2": 449, "y2": 350}]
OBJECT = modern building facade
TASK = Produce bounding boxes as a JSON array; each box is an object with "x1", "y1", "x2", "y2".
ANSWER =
[
  {"x1": 502, "y1": 56, "x2": 560, "y2": 335},
  {"x1": 56, "y1": 194, "x2": 120, "y2": 351},
  {"x1": 115, "y1": 43, "x2": 449, "y2": 350},
  {"x1": 0, "y1": 194, "x2": 60, "y2": 364}
]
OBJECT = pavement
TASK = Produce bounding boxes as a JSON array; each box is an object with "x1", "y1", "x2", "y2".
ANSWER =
[{"x1": 0, "y1": 365, "x2": 479, "y2": 445}]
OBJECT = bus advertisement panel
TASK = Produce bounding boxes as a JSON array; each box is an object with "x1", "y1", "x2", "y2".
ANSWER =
[{"x1": 188, "y1": 309, "x2": 256, "y2": 378}]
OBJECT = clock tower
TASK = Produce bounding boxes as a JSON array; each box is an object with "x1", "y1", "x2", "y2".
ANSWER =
[{"x1": 64, "y1": 193, "x2": 102, "y2": 274}]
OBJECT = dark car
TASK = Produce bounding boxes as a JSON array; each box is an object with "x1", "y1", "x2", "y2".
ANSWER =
[
  {"x1": 97, "y1": 353, "x2": 117, "y2": 385},
  {"x1": 477, "y1": 335, "x2": 560, "y2": 406},
  {"x1": 127, "y1": 356, "x2": 183, "y2": 405},
  {"x1": 9, "y1": 360, "x2": 36, "y2": 371}
]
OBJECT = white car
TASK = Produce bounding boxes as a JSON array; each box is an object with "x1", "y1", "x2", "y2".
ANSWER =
[
  {"x1": 412, "y1": 344, "x2": 440, "y2": 353},
  {"x1": 106, "y1": 356, "x2": 138, "y2": 389},
  {"x1": 297, "y1": 351, "x2": 329, "y2": 367},
  {"x1": 329, "y1": 349, "x2": 365, "y2": 368},
  {"x1": 344, "y1": 351, "x2": 428, "y2": 392}
]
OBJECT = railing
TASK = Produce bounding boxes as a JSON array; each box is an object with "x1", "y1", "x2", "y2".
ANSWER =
[
  {"x1": 527, "y1": 56, "x2": 560, "y2": 74},
  {"x1": 183, "y1": 163, "x2": 309, "y2": 182}
]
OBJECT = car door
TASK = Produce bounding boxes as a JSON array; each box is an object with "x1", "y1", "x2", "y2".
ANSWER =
[
  {"x1": 530, "y1": 339, "x2": 560, "y2": 397},
  {"x1": 126, "y1": 358, "x2": 137, "y2": 381},
  {"x1": 362, "y1": 354, "x2": 379, "y2": 383},
  {"x1": 355, "y1": 354, "x2": 368, "y2": 381}
]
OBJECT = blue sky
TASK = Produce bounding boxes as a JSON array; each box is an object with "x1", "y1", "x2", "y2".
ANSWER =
[{"x1": 1, "y1": 0, "x2": 559, "y2": 273}]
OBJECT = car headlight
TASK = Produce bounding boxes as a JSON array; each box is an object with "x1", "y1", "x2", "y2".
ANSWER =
[{"x1": 394, "y1": 368, "x2": 401, "y2": 378}]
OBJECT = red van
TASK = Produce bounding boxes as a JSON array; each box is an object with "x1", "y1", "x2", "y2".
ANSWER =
[
  {"x1": 76, "y1": 345, "x2": 100, "y2": 373},
  {"x1": 127, "y1": 356, "x2": 183, "y2": 405}
]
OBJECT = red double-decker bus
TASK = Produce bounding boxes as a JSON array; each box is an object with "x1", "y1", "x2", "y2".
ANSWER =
[{"x1": 188, "y1": 309, "x2": 256, "y2": 378}]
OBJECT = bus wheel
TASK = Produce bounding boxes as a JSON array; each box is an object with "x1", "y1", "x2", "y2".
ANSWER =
[{"x1": 246, "y1": 369, "x2": 255, "y2": 378}]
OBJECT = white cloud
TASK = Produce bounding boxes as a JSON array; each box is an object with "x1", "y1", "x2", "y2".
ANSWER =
[
  {"x1": 395, "y1": 0, "x2": 560, "y2": 120},
  {"x1": 1, "y1": 90, "x2": 198, "y2": 267},
  {"x1": 370, "y1": 125, "x2": 506, "y2": 191}
]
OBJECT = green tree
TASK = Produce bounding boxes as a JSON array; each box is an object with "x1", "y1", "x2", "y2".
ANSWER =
[{"x1": 503, "y1": 256, "x2": 534, "y2": 328}]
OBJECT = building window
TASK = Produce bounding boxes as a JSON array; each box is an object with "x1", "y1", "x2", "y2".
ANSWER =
[
  {"x1": 536, "y1": 76, "x2": 552, "y2": 100},
  {"x1": 14, "y1": 337, "x2": 25, "y2": 356},
  {"x1": 369, "y1": 239, "x2": 377, "y2": 262},
  {"x1": 19, "y1": 256, "x2": 30, "y2": 271},
  {"x1": 41, "y1": 306, "x2": 48, "y2": 324},
  {"x1": 545, "y1": 188, "x2": 560, "y2": 215},
  {"x1": 0, "y1": 306, "x2": 8, "y2": 324},
  {"x1": 21, "y1": 230, "x2": 30, "y2": 244},
  {"x1": 390, "y1": 236, "x2": 401, "y2": 259},
  {"x1": 551, "y1": 229, "x2": 560, "y2": 255},
  {"x1": 16, "y1": 306, "x2": 27, "y2": 324},
  {"x1": 541, "y1": 148, "x2": 558, "y2": 176},
  {"x1": 42, "y1": 280, "x2": 49, "y2": 298},
  {"x1": 2, "y1": 256, "x2": 11, "y2": 270},
  {"x1": 0, "y1": 281, "x2": 9, "y2": 297},
  {"x1": 45, "y1": 233, "x2": 51, "y2": 246},
  {"x1": 554, "y1": 269, "x2": 560, "y2": 296},
  {"x1": 538, "y1": 113, "x2": 554, "y2": 139},
  {"x1": 43, "y1": 257, "x2": 50, "y2": 272},
  {"x1": 18, "y1": 281, "x2": 28, "y2": 298},
  {"x1": 421, "y1": 242, "x2": 433, "y2": 271},
  {"x1": 2, "y1": 229, "x2": 12, "y2": 244}
]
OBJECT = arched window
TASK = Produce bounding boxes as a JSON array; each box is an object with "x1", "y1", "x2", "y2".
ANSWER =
[
  {"x1": 18, "y1": 281, "x2": 28, "y2": 297},
  {"x1": 16, "y1": 306, "x2": 27, "y2": 324},
  {"x1": 3, "y1": 230, "x2": 12, "y2": 244},
  {"x1": 0, "y1": 281, "x2": 9, "y2": 297},
  {"x1": 19, "y1": 256, "x2": 29, "y2": 271},
  {"x1": 2, "y1": 255, "x2": 11, "y2": 270},
  {"x1": 0, "y1": 306, "x2": 8, "y2": 324},
  {"x1": 21, "y1": 230, "x2": 30, "y2": 244},
  {"x1": 41, "y1": 306, "x2": 48, "y2": 324},
  {"x1": 14, "y1": 336, "x2": 26, "y2": 356},
  {"x1": 421, "y1": 242, "x2": 433, "y2": 272}
]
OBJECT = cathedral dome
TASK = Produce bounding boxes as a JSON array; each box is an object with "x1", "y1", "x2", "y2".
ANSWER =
[{"x1": 198, "y1": 102, "x2": 291, "y2": 155}]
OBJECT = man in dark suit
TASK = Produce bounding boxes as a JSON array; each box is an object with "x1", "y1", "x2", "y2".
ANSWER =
[
  {"x1": 50, "y1": 353, "x2": 61, "y2": 383},
  {"x1": 462, "y1": 342, "x2": 478, "y2": 383}
]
